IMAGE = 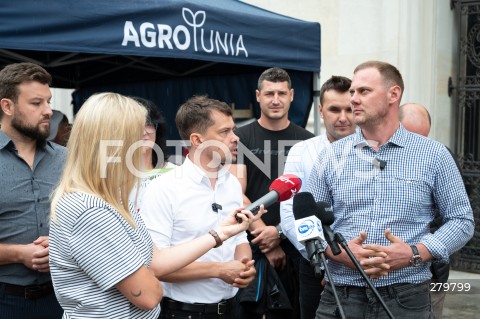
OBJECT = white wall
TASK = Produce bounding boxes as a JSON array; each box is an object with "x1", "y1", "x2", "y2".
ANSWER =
[
  {"x1": 242, "y1": 0, "x2": 456, "y2": 147},
  {"x1": 51, "y1": 88, "x2": 74, "y2": 123}
]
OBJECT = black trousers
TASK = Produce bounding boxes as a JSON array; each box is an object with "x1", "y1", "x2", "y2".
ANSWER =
[
  {"x1": 0, "y1": 282, "x2": 63, "y2": 319},
  {"x1": 298, "y1": 258, "x2": 324, "y2": 319}
]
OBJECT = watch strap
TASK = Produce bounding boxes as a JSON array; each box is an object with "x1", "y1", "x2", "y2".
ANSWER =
[
  {"x1": 275, "y1": 225, "x2": 286, "y2": 240},
  {"x1": 409, "y1": 245, "x2": 422, "y2": 266},
  {"x1": 410, "y1": 245, "x2": 419, "y2": 256},
  {"x1": 209, "y1": 230, "x2": 223, "y2": 248}
]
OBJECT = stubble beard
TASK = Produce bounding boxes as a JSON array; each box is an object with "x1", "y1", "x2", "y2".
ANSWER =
[
  {"x1": 353, "y1": 111, "x2": 370, "y2": 127},
  {"x1": 222, "y1": 153, "x2": 237, "y2": 166},
  {"x1": 264, "y1": 108, "x2": 288, "y2": 121}
]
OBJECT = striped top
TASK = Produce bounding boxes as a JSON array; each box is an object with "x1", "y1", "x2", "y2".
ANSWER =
[
  {"x1": 50, "y1": 192, "x2": 160, "y2": 319},
  {"x1": 306, "y1": 125, "x2": 474, "y2": 287}
]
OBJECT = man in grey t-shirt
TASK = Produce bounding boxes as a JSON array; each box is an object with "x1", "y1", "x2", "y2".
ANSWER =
[{"x1": 0, "y1": 62, "x2": 65, "y2": 319}]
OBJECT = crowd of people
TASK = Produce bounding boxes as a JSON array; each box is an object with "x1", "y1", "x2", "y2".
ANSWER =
[{"x1": 0, "y1": 61, "x2": 474, "y2": 319}]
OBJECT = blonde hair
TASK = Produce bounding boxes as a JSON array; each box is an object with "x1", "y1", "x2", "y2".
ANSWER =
[{"x1": 51, "y1": 92, "x2": 147, "y2": 227}]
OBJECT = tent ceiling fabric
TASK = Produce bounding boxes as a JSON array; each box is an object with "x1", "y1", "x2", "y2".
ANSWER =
[
  {"x1": 0, "y1": 49, "x2": 268, "y2": 88},
  {"x1": 0, "y1": 0, "x2": 320, "y2": 88}
]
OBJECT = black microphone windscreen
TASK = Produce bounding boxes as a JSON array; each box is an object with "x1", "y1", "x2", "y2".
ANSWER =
[
  {"x1": 292, "y1": 192, "x2": 317, "y2": 219},
  {"x1": 316, "y1": 201, "x2": 335, "y2": 226}
]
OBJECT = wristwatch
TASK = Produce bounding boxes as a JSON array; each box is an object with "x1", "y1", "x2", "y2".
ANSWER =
[
  {"x1": 275, "y1": 225, "x2": 286, "y2": 240},
  {"x1": 409, "y1": 245, "x2": 423, "y2": 267}
]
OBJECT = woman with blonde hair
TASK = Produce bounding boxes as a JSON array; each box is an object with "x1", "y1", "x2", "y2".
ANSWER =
[{"x1": 49, "y1": 92, "x2": 262, "y2": 319}]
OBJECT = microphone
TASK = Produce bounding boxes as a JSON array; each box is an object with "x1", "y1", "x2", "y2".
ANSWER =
[
  {"x1": 239, "y1": 174, "x2": 302, "y2": 218},
  {"x1": 316, "y1": 202, "x2": 342, "y2": 256},
  {"x1": 379, "y1": 160, "x2": 386, "y2": 170},
  {"x1": 373, "y1": 158, "x2": 387, "y2": 170},
  {"x1": 292, "y1": 193, "x2": 347, "y2": 318},
  {"x1": 211, "y1": 203, "x2": 222, "y2": 213},
  {"x1": 292, "y1": 192, "x2": 324, "y2": 276}
]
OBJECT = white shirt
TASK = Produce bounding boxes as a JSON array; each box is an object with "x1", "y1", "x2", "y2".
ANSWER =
[
  {"x1": 141, "y1": 156, "x2": 248, "y2": 303},
  {"x1": 280, "y1": 134, "x2": 330, "y2": 259}
]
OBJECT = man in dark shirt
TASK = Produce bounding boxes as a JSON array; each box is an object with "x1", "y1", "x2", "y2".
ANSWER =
[
  {"x1": 233, "y1": 67, "x2": 314, "y2": 319},
  {"x1": 0, "y1": 62, "x2": 65, "y2": 318}
]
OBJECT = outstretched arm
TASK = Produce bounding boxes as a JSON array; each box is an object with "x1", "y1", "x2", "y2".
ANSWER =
[{"x1": 150, "y1": 208, "x2": 264, "y2": 279}]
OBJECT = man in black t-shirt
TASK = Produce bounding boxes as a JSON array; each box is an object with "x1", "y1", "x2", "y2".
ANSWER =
[{"x1": 232, "y1": 67, "x2": 314, "y2": 319}]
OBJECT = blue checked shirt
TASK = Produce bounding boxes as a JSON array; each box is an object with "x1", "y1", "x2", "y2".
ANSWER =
[{"x1": 306, "y1": 125, "x2": 474, "y2": 287}]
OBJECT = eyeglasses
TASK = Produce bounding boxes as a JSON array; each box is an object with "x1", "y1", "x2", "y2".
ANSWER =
[{"x1": 144, "y1": 121, "x2": 158, "y2": 134}]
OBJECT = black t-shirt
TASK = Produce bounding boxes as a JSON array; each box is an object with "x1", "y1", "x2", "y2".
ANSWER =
[{"x1": 235, "y1": 120, "x2": 315, "y2": 226}]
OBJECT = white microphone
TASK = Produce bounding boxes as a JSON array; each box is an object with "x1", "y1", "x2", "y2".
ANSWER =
[
  {"x1": 293, "y1": 192, "x2": 324, "y2": 276},
  {"x1": 294, "y1": 214, "x2": 324, "y2": 244}
]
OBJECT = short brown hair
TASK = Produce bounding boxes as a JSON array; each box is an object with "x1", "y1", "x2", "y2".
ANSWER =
[
  {"x1": 354, "y1": 61, "x2": 404, "y2": 97},
  {"x1": 175, "y1": 95, "x2": 232, "y2": 141},
  {"x1": 0, "y1": 63, "x2": 52, "y2": 119},
  {"x1": 257, "y1": 67, "x2": 291, "y2": 90},
  {"x1": 0, "y1": 62, "x2": 52, "y2": 102},
  {"x1": 319, "y1": 75, "x2": 351, "y2": 105}
]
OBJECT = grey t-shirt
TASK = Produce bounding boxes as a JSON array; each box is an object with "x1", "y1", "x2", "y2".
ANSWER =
[{"x1": 0, "y1": 131, "x2": 66, "y2": 285}]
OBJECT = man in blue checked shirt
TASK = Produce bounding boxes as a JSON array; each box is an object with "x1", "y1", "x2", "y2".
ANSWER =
[{"x1": 306, "y1": 61, "x2": 474, "y2": 319}]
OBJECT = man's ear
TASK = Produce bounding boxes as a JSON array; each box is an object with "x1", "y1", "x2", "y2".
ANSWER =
[
  {"x1": 190, "y1": 133, "x2": 203, "y2": 148},
  {"x1": 388, "y1": 85, "x2": 401, "y2": 104},
  {"x1": 0, "y1": 98, "x2": 14, "y2": 116}
]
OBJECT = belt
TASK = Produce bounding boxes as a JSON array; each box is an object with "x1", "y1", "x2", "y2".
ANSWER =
[
  {"x1": 332, "y1": 281, "x2": 429, "y2": 298},
  {"x1": 162, "y1": 297, "x2": 233, "y2": 315},
  {"x1": 1, "y1": 282, "x2": 54, "y2": 300}
]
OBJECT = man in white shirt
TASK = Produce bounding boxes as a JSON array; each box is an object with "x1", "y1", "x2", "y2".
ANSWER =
[
  {"x1": 280, "y1": 76, "x2": 356, "y2": 319},
  {"x1": 141, "y1": 95, "x2": 258, "y2": 319}
]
